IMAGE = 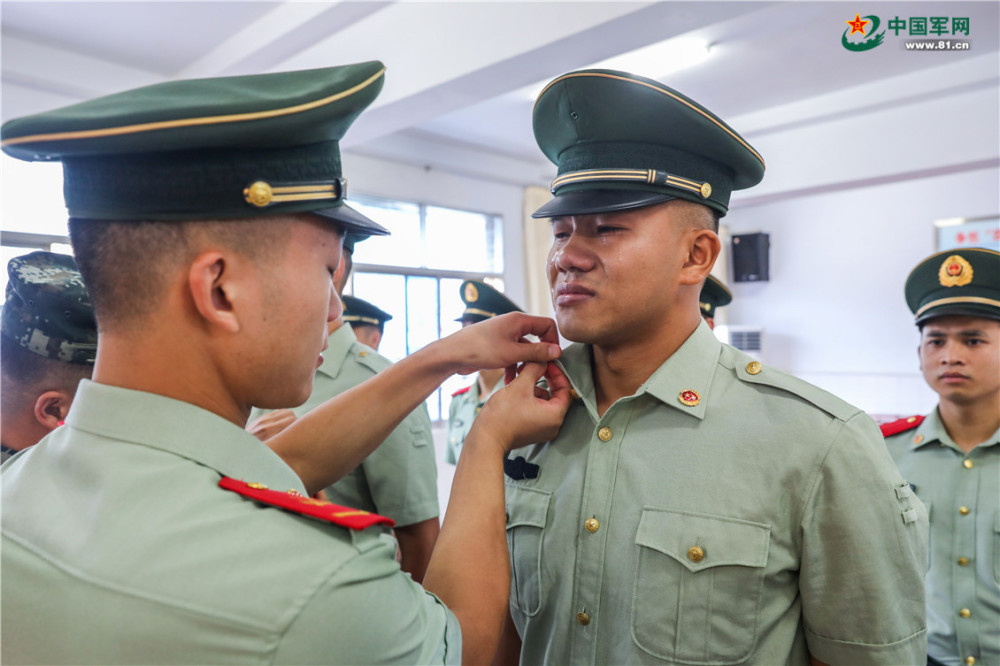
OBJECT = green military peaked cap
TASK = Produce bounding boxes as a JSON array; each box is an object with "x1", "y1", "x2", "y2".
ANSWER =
[
  {"x1": 342, "y1": 295, "x2": 392, "y2": 327},
  {"x1": 905, "y1": 248, "x2": 1000, "y2": 325},
  {"x1": 456, "y1": 280, "x2": 522, "y2": 324},
  {"x1": 1, "y1": 251, "x2": 97, "y2": 364},
  {"x1": 699, "y1": 275, "x2": 733, "y2": 319},
  {"x1": 531, "y1": 69, "x2": 765, "y2": 219},
  {"x1": 0, "y1": 62, "x2": 389, "y2": 236},
  {"x1": 343, "y1": 231, "x2": 370, "y2": 254}
]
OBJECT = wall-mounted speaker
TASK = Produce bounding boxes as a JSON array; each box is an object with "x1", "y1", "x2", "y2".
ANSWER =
[{"x1": 731, "y1": 233, "x2": 770, "y2": 282}]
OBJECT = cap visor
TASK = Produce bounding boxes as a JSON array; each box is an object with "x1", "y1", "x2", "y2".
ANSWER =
[
  {"x1": 313, "y1": 204, "x2": 389, "y2": 236},
  {"x1": 531, "y1": 190, "x2": 676, "y2": 218}
]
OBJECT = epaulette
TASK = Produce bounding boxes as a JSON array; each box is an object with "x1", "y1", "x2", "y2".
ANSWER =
[
  {"x1": 451, "y1": 385, "x2": 473, "y2": 397},
  {"x1": 880, "y1": 415, "x2": 925, "y2": 438},
  {"x1": 219, "y1": 477, "x2": 394, "y2": 530}
]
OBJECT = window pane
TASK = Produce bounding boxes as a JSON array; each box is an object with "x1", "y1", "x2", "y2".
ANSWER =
[
  {"x1": 2, "y1": 155, "x2": 69, "y2": 236},
  {"x1": 424, "y1": 206, "x2": 502, "y2": 272},
  {"x1": 350, "y1": 199, "x2": 422, "y2": 268},
  {"x1": 439, "y1": 277, "x2": 465, "y2": 335},
  {"x1": 351, "y1": 273, "x2": 406, "y2": 363}
]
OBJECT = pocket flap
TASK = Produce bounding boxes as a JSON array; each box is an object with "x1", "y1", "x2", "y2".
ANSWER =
[
  {"x1": 505, "y1": 485, "x2": 552, "y2": 529},
  {"x1": 635, "y1": 508, "x2": 770, "y2": 573}
]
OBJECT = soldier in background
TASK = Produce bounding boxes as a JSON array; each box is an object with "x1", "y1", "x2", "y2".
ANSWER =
[
  {"x1": 699, "y1": 274, "x2": 732, "y2": 330},
  {"x1": 341, "y1": 294, "x2": 392, "y2": 351},
  {"x1": 446, "y1": 279, "x2": 523, "y2": 464},
  {"x1": 882, "y1": 248, "x2": 999, "y2": 666},
  {"x1": 1, "y1": 251, "x2": 96, "y2": 462}
]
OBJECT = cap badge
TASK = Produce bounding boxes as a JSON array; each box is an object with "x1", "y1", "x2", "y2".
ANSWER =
[
  {"x1": 938, "y1": 255, "x2": 973, "y2": 288},
  {"x1": 700, "y1": 302, "x2": 711, "y2": 312},
  {"x1": 464, "y1": 282, "x2": 479, "y2": 303},
  {"x1": 678, "y1": 389, "x2": 701, "y2": 407}
]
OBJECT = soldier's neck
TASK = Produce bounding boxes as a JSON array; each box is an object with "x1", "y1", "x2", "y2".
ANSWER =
[
  {"x1": 478, "y1": 368, "x2": 504, "y2": 395},
  {"x1": 937, "y1": 394, "x2": 1000, "y2": 452}
]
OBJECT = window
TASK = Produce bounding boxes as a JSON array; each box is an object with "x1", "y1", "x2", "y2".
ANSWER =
[{"x1": 347, "y1": 195, "x2": 504, "y2": 421}]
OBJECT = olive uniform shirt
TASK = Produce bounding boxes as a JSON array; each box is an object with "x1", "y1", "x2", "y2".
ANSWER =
[
  {"x1": 445, "y1": 376, "x2": 503, "y2": 465},
  {"x1": 504, "y1": 322, "x2": 928, "y2": 666},
  {"x1": 253, "y1": 324, "x2": 439, "y2": 527},
  {"x1": 884, "y1": 409, "x2": 1000, "y2": 666},
  {"x1": 1, "y1": 380, "x2": 459, "y2": 664}
]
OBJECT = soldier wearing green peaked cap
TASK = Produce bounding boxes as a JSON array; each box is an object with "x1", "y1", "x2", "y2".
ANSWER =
[
  {"x1": 1, "y1": 63, "x2": 570, "y2": 666},
  {"x1": 342, "y1": 294, "x2": 393, "y2": 347},
  {"x1": 1, "y1": 251, "x2": 97, "y2": 463},
  {"x1": 699, "y1": 274, "x2": 732, "y2": 329},
  {"x1": 882, "y1": 247, "x2": 1000, "y2": 666},
  {"x1": 447, "y1": 280, "x2": 524, "y2": 465},
  {"x1": 497, "y1": 69, "x2": 928, "y2": 666}
]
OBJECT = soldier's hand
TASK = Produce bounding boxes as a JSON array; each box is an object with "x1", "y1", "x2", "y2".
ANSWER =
[
  {"x1": 447, "y1": 312, "x2": 561, "y2": 375},
  {"x1": 247, "y1": 408, "x2": 297, "y2": 441},
  {"x1": 472, "y1": 361, "x2": 571, "y2": 452}
]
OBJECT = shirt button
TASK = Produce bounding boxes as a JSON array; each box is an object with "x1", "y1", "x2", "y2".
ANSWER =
[
  {"x1": 584, "y1": 518, "x2": 600, "y2": 533},
  {"x1": 959, "y1": 608, "x2": 971, "y2": 618},
  {"x1": 959, "y1": 506, "x2": 970, "y2": 515},
  {"x1": 597, "y1": 427, "x2": 612, "y2": 442},
  {"x1": 965, "y1": 657, "x2": 976, "y2": 665},
  {"x1": 958, "y1": 557, "x2": 969, "y2": 566},
  {"x1": 963, "y1": 459, "x2": 974, "y2": 469},
  {"x1": 687, "y1": 546, "x2": 705, "y2": 562},
  {"x1": 576, "y1": 612, "x2": 590, "y2": 625}
]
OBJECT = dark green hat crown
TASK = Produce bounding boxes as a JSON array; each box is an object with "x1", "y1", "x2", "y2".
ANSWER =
[
  {"x1": 1, "y1": 251, "x2": 97, "y2": 364},
  {"x1": 699, "y1": 275, "x2": 733, "y2": 319},
  {"x1": 456, "y1": 280, "x2": 522, "y2": 323},
  {"x1": 532, "y1": 69, "x2": 765, "y2": 219},
  {"x1": 1, "y1": 62, "x2": 389, "y2": 236},
  {"x1": 905, "y1": 248, "x2": 1000, "y2": 324},
  {"x1": 342, "y1": 295, "x2": 392, "y2": 327}
]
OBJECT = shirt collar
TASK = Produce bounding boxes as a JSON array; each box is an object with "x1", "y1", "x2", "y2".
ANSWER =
[
  {"x1": 914, "y1": 406, "x2": 1000, "y2": 452},
  {"x1": 64, "y1": 380, "x2": 307, "y2": 494},
  {"x1": 557, "y1": 320, "x2": 721, "y2": 422},
  {"x1": 317, "y1": 323, "x2": 357, "y2": 380}
]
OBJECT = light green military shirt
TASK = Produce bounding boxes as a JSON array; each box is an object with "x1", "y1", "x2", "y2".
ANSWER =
[
  {"x1": 884, "y1": 408, "x2": 1000, "y2": 666},
  {"x1": 253, "y1": 324, "x2": 439, "y2": 527},
  {"x1": 504, "y1": 322, "x2": 928, "y2": 666},
  {"x1": 445, "y1": 375, "x2": 503, "y2": 464},
  {"x1": 1, "y1": 380, "x2": 460, "y2": 664}
]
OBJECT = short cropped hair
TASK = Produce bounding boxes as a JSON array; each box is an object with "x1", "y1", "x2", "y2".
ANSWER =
[
  {"x1": 68, "y1": 217, "x2": 290, "y2": 329},
  {"x1": 0, "y1": 332, "x2": 93, "y2": 403}
]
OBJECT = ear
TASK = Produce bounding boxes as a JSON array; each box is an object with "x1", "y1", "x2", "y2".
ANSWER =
[
  {"x1": 370, "y1": 329, "x2": 382, "y2": 350},
  {"x1": 679, "y1": 229, "x2": 721, "y2": 286},
  {"x1": 34, "y1": 390, "x2": 73, "y2": 432},
  {"x1": 188, "y1": 251, "x2": 246, "y2": 334}
]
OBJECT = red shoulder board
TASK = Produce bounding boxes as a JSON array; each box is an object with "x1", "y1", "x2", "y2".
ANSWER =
[
  {"x1": 451, "y1": 385, "x2": 473, "y2": 397},
  {"x1": 219, "y1": 477, "x2": 395, "y2": 530},
  {"x1": 880, "y1": 415, "x2": 925, "y2": 438}
]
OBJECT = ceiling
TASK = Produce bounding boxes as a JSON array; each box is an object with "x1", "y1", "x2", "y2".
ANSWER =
[{"x1": 3, "y1": 1, "x2": 998, "y2": 188}]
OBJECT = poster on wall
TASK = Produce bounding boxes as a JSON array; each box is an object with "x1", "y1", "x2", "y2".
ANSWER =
[{"x1": 935, "y1": 216, "x2": 1000, "y2": 252}]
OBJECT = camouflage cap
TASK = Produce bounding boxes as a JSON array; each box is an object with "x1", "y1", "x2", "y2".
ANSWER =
[{"x1": 1, "y1": 251, "x2": 97, "y2": 364}]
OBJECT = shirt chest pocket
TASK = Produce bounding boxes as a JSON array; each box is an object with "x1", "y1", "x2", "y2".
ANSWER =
[
  {"x1": 505, "y1": 484, "x2": 551, "y2": 617},
  {"x1": 632, "y1": 508, "x2": 771, "y2": 665}
]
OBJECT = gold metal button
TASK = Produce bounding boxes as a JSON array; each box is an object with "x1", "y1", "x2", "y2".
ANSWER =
[
  {"x1": 913, "y1": 434, "x2": 924, "y2": 444},
  {"x1": 598, "y1": 427, "x2": 612, "y2": 442},
  {"x1": 746, "y1": 361, "x2": 762, "y2": 375},
  {"x1": 244, "y1": 181, "x2": 273, "y2": 207},
  {"x1": 687, "y1": 546, "x2": 704, "y2": 562},
  {"x1": 907, "y1": 416, "x2": 918, "y2": 423},
  {"x1": 959, "y1": 506, "x2": 970, "y2": 515},
  {"x1": 576, "y1": 612, "x2": 590, "y2": 625},
  {"x1": 286, "y1": 489, "x2": 302, "y2": 496},
  {"x1": 247, "y1": 482, "x2": 268, "y2": 490},
  {"x1": 700, "y1": 182, "x2": 712, "y2": 198},
  {"x1": 569, "y1": 388, "x2": 580, "y2": 400},
  {"x1": 584, "y1": 518, "x2": 599, "y2": 533},
  {"x1": 963, "y1": 459, "x2": 974, "y2": 469},
  {"x1": 959, "y1": 608, "x2": 971, "y2": 618},
  {"x1": 958, "y1": 557, "x2": 969, "y2": 566},
  {"x1": 965, "y1": 657, "x2": 976, "y2": 665},
  {"x1": 678, "y1": 390, "x2": 700, "y2": 407}
]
